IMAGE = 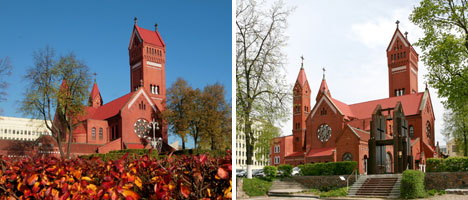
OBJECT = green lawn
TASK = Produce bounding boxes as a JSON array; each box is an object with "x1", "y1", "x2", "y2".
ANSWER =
[
  {"x1": 242, "y1": 178, "x2": 273, "y2": 196},
  {"x1": 308, "y1": 187, "x2": 348, "y2": 197}
]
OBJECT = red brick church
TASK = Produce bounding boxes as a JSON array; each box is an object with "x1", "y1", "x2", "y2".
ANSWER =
[
  {"x1": 61, "y1": 18, "x2": 172, "y2": 155},
  {"x1": 271, "y1": 23, "x2": 437, "y2": 174}
]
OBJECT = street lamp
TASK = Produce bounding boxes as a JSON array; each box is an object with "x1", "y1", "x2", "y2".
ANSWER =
[{"x1": 149, "y1": 119, "x2": 163, "y2": 153}]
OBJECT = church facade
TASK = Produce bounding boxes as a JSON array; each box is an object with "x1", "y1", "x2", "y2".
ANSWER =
[{"x1": 271, "y1": 24, "x2": 436, "y2": 174}]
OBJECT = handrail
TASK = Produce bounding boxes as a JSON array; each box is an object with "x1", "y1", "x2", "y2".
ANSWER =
[{"x1": 346, "y1": 169, "x2": 358, "y2": 189}]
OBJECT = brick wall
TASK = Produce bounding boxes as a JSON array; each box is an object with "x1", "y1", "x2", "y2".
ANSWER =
[{"x1": 425, "y1": 172, "x2": 468, "y2": 190}]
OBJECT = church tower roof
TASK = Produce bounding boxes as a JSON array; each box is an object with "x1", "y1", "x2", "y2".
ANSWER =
[
  {"x1": 130, "y1": 17, "x2": 165, "y2": 48},
  {"x1": 296, "y1": 67, "x2": 308, "y2": 87},
  {"x1": 316, "y1": 68, "x2": 331, "y2": 101},
  {"x1": 89, "y1": 80, "x2": 103, "y2": 108}
]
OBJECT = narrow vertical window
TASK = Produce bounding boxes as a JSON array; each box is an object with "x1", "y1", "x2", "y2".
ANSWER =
[
  {"x1": 99, "y1": 128, "x2": 103, "y2": 140},
  {"x1": 92, "y1": 128, "x2": 96, "y2": 140}
]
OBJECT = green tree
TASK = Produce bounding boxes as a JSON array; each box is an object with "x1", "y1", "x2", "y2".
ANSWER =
[
  {"x1": 164, "y1": 78, "x2": 193, "y2": 150},
  {"x1": 254, "y1": 121, "x2": 280, "y2": 165},
  {"x1": 20, "y1": 46, "x2": 91, "y2": 158},
  {"x1": 0, "y1": 57, "x2": 12, "y2": 113},
  {"x1": 410, "y1": 0, "x2": 468, "y2": 111},
  {"x1": 199, "y1": 83, "x2": 231, "y2": 150},
  {"x1": 236, "y1": 0, "x2": 292, "y2": 178},
  {"x1": 410, "y1": 0, "x2": 468, "y2": 153},
  {"x1": 442, "y1": 109, "x2": 468, "y2": 156}
]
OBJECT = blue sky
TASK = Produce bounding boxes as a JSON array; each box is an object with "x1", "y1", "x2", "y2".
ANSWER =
[{"x1": 0, "y1": 1, "x2": 232, "y2": 148}]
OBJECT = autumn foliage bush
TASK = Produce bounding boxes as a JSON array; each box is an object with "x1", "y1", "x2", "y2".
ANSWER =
[{"x1": 0, "y1": 149, "x2": 232, "y2": 199}]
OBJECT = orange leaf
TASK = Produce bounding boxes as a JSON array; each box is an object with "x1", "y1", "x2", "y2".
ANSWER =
[
  {"x1": 122, "y1": 189, "x2": 140, "y2": 200},
  {"x1": 27, "y1": 174, "x2": 38, "y2": 185},
  {"x1": 82, "y1": 176, "x2": 92, "y2": 182},
  {"x1": 180, "y1": 185, "x2": 190, "y2": 198},
  {"x1": 135, "y1": 177, "x2": 142, "y2": 189},
  {"x1": 32, "y1": 182, "x2": 40, "y2": 193},
  {"x1": 217, "y1": 167, "x2": 228, "y2": 179}
]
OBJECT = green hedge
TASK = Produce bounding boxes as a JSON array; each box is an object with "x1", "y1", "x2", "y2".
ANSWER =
[
  {"x1": 298, "y1": 161, "x2": 357, "y2": 176},
  {"x1": 80, "y1": 149, "x2": 229, "y2": 161},
  {"x1": 278, "y1": 164, "x2": 293, "y2": 177},
  {"x1": 263, "y1": 166, "x2": 277, "y2": 180},
  {"x1": 400, "y1": 170, "x2": 426, "y2": 198},
  {"x1": 427, "y1": 157, "x2": 468, "y2": 172}
]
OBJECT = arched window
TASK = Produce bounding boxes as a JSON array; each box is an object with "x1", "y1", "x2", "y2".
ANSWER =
[
  {"x1": 343, "y1": 152, "x2": 353, "y2": 161},
  {"x1": 99, "y1": 128, "x2": 103, "y2": 140},
  {"x1": 156, "y1": 86, "x2": 159, "y2": 94},
  {"x1": 409, "y1": 125, "x2": 414, "y2": 138},
  {"x1": 92, "y1": 128, "x2": 96, "y2": 140},
  {"x1": 426, "y1": 121, "x2": 431, "y2": 138}
]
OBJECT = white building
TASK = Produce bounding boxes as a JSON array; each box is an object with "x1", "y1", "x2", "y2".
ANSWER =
[
  {"x1": 0, "y1": 116, "x2": 52, "y2": 141},
  {"x1": 236, "y1": 127, "x2": 269, "y2": 170}
]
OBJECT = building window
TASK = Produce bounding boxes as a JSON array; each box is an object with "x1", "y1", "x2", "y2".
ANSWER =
[
  {"x1": 409, "y1": 125, "x2": 414, "y2": 138},
  {"x1": 274, "y1": 156, "x2": 280, "y2": 164},
  {"x1": 453, "y1": 145, "x2": 457, "y2": 152},
  {"x1": 343, "y1": 152, "x2": 353, "y2": 161},
  {"x1": 92, "y1": 128, "x2": 96, "y2": 140},
  {"x1": 274, "y1": 145, "x2": 280, "y2": 153},
  {"x1": 99, "y1": 128, "x2": 103, "y2": 140}
]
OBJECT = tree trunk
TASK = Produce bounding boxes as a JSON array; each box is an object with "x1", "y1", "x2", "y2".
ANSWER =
[
  {"x1": 66, "y1": 116, "x2": 73, "y2": 159},
  {"x1": 55, "y1": 130, "x2": 65, "y2": 159},
  {"x1": 182, "y1": 137, "x2": 186, "y2": 150},
  {"x1": 464, "y1": 125, "x2": 467, "y2": 156},
  {"x1": 244, "y1": 115, "x2": 253, "y2": 178}
]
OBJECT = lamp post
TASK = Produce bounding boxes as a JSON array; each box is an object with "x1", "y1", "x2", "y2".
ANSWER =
[{"x1": 149, "y1": 119, "x2": 163, "y2": 153}]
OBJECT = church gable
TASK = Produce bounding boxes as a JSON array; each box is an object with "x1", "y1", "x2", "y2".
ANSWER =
[
  {"x1": 129, "y1": 28, "x2": 143, "y2": 50},
  {"x1": 310, "y1": 95, "x2": 340, "y2": 120},
  {"x1": 386, "y1": 29, "x2": 409, "y2": 52},
  {"x1": 125, "y1": 88, "x2": 159, "y2": 113}
]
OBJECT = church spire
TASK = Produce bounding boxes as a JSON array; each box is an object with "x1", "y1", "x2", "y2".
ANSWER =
[
  {"x1": 316, "y1": 67, "x2": 331, "y2": 101},
  {"x1": 89, "y1": 80, "x2": 103, "y2": 108}
]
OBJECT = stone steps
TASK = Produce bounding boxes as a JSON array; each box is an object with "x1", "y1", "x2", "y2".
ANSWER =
[
  {"x1": 267, "y1": 179, "x2": 309, "y2": 195},
  {"x1": 348, "y1": 174, "x2": 401, "y2": 199}
]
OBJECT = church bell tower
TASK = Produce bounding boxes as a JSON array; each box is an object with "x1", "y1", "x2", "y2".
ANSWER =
[
  {"x1": 128, "y1": 17, "x2": 166, "y2": 109},
  {"x1": 386, "y1": 20, "x2": 419, "y2": 98},
  {"x1": 292, "y1": 56, "x2": 311, "y2": 152}
]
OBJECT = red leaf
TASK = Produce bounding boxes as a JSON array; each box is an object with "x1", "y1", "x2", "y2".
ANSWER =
[
  {"x1": 148, "y1": 148, "x2": 153, "y2": 155},
  {"x1": 180, "y1": 185, "x2": 190, "y2": 198},
  {"x1": 217, "y1": 167, "x2": 228, "y2": 179},
  {"x1": 199, "y1": 154, "x2": 207, "y2": 164},
  {"x1": 122, "y1": 152, "x2": 129, "y2": 160}
]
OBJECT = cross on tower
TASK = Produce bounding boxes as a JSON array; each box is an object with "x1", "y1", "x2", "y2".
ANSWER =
[
  {"x1": 134, "y1": 17, "x2": 138, "y2": 25},
  {"x1": 396, "y1": 20, "x2": 400, "y2": 28},
  {"x1": 93, "y1": 72, "x2": 97, "y2": 82},
  {"x1": 300, "y1": 55, "x2": 304, "y2": 68},
  {"x1": 322, "y1": 67, "x2": 326, "y2": 79}
]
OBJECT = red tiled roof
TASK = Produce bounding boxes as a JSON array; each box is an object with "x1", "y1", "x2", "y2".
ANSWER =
[
  {"x1": 350, "y1": 126, "x2": 370, "y2": 141},
  {"x1": 306, "y1": 147, "x2": 335, "y2": 157},
  {"x1": 286, "y1": 151, "x2": 304, "y2": 157},
  {"x1": 135, "y1": 25, "x2": 165, "y2": 47},
  {"x1": 348, "y1": 92, "x2": 424, "y2": 119},
  {"x1": 296, "y1": 68, "x2": 308, "y2": 87},
  {"x1": 331, "y1": 97, "x2": 354, "y2": 118},
  {"x1": 90, "y1": 92, "x2": 135, "y2": 120}
]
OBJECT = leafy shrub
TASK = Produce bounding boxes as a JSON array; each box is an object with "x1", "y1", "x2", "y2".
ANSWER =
[
  {"x1": 263, "y1": 166, "x2": 277, "y2": 180},
  {"x1": 427, "y1": 157, "x2": 468, "y2": 172},
  {"x1": 242, "y1": 178, "x2": 273, "y2": 196},
  {"x1": 299, "y1": 161, "x2": 357, "y2": 176},
  {"x1": 438, "y1": 189, "x2": 446, "y2": 195},
  {"x1": 0, "y1": 149, "x2": 232, "y2": 199},
  {"x1": 319, "y1": 187, "x2": 348, "y2": 197},
  {"x1": 426, "y1": 158, "x2": 445, "y2": 172},
  {"x1": 278, "y1": 164, "x2": 293, "y2": 177},
  {"x1": 400, "y1": 170, "x2": 426, "y2": 199},
  {"x1": 427, "y1": 189, "x2": 437, "y2": 196}
]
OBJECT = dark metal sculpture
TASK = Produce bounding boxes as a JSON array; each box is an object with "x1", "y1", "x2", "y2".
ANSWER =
[{"x1": 368, "y1": 102, "x2": 413, "y2": 174}]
